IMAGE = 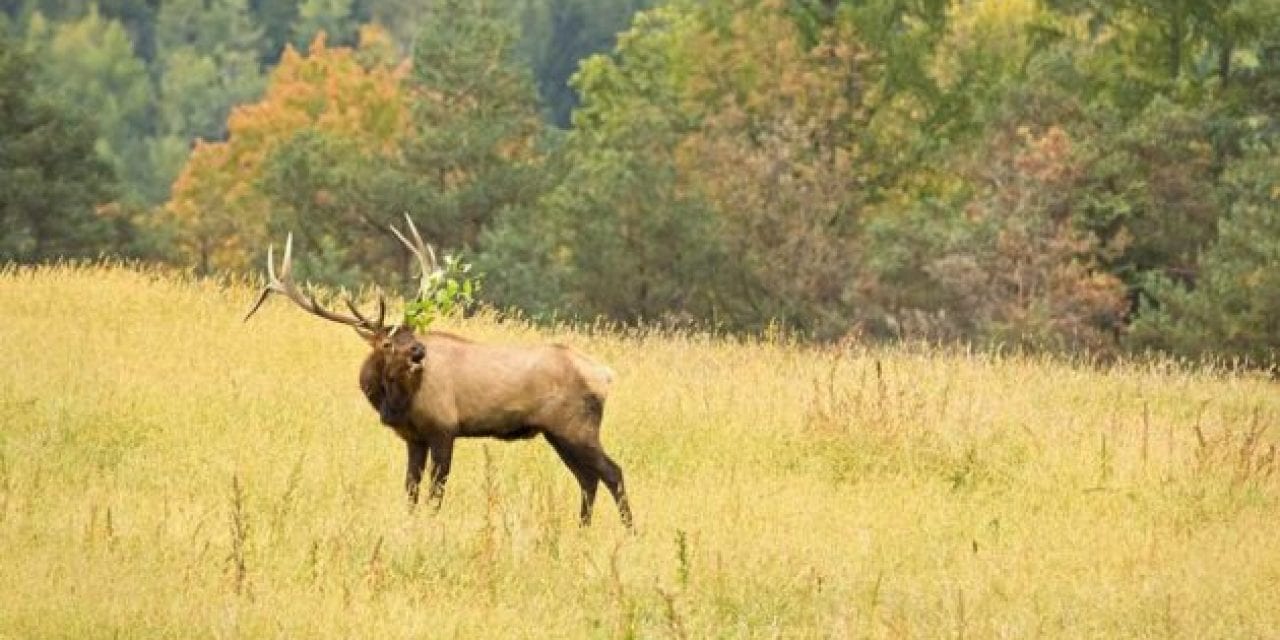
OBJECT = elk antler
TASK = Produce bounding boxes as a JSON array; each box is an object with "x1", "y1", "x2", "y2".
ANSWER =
[
  {"x1": 243, "y1": 232, "x2": 387, "y2": 338},
  {"x1": 389, "y1": 213, "x2": 441, "y2": 286}
]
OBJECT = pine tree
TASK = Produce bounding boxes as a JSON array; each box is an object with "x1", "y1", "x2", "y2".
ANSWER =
[
  {"x1": 292, "y1": 0, "x2": 354, "y2": 49},
  {"x1": 25, "y1": 7, "x2": 154, "y2": 203},
  {"x1": 402, "y1": 0, "x2": 545, "y2": 249},
  {"x1": 0, "y1": 35, "x2": 118, "y2": 261},
  {"x1": 1129, "y1": 143, "x2": 1280, "y2": 365}
]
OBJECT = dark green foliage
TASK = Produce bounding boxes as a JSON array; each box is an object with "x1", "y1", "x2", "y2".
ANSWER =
[
  {"x1": 0, "y1": 0, "x2": 638, "y2": 211},
  {"x1": 0, "y1": 35, "x2": 118, "y2": 261},
  {"x1": 1081, "y1": 98, "x2": 1221, "y2": 278},
  {"x1": 473, "y1": 202, "x2": 569, "y2": 320},
  {"x1": 25, "y1": 7, "x2": 156, "y2": 203},
  {"x1": 257, "y1": 128, "x2": 423, "y2": 289},
  {"x1": 292, "y1": 0, "x2": 354, "y2": 49},
  {"x1": 1129, "y1": 143, "x2": 1280, "y2": 365},
  {"x1": 151, "y1": 0, "x2": 265, "y2": 199},
  {"x1": 248, "y1": 0, "x2": 298, "y2": 62},
  {"x1": 403, "y1": 0, "x2": 546, "y2": 249},
  {"x1": 517, "y1": 0, "x2": 651, "y2": 127},
  {"x1": 479, "y1": 5, "x2": 733, "y2": 325},
  {"x1": 517, "y1": 150, "x2": 728, "y2": 324}
]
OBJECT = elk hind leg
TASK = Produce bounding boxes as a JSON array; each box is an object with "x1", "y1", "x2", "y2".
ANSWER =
[
  {"x1": 546, "y1": 433, "x2": 599, "y2": 526},
  {"x1": 597, "y1": 452, "x2": 634, "y2": 529},
  {"x1": 576, "y1": 444, "x2": 633, "y2": 530}
]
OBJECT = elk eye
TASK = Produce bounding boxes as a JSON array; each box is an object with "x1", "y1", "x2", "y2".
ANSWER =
[{"x1": 381, "y1": 340, "x2": 392, "y2": 351}]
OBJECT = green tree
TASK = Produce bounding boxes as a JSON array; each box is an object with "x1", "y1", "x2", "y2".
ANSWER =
[
  {"x1": 250, "y1": 0, "x2": 299, "y2": 62},
  {"x1": 25, "y1": 7, "x2": 154, "y2": 203},
  {"x1": 151, "y1": 0, "x2": 265, "y2": 199},
  {"x1": 481, "y1": 6, "x2": 732, "y2": 323},
  {"x1": 515, "y1": 0, "x2": 651, "y2": 127},
  {"x1": 5, "y1": 0, "x2": 156, "y2": 58},
  {"x1": 259, "y1": 4, "x2": 550, "y2": 290},
  {"x1": 1044, "y1": 0, "x2": 1278, "y2": 95},
  {"x1": 1129, "y1": 142, "x2": 1280, "y2": 365},
  {"x1": 155, "y1": 0, "x2": 262, "y2": 56},
  {"x1": 292, "y1": 0, "x2": 354, "y2": 49},
  {"x1": 356, "y1": 0, "x2": 422, "y2": 52},
  {"x1": 0, "y1": 35, "x2": 119, "y2": 261},
  {"x1": 402, "y1": 0, "x2": 546, "y2": 249},
  {"x1": 257, "y1": 126, "x2": 423, "y2": 288}
]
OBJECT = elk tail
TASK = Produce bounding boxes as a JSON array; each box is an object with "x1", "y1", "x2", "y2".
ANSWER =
[{"x1": 567, "y1": 350, "x2": 614, "y2": 399}]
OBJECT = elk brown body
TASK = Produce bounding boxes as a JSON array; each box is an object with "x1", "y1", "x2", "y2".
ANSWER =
[
  {"x1": 362, "y1": 328, "x2": 630, "y2": 526},
  {"x1": 246, "y1": 216, "x2": 633, "y2": 528}
]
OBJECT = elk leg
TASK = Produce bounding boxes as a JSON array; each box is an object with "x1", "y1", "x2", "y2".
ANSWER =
[
  {"x1": 545, "y1": 434, "x2": 599, "y2": 526},
  {"x1": 425, "y1": 435, "x2": 454, "y2": 508},
  {"x1": 405, "y1": 441, "x2": 429, "y2": 505},
  {"x1": 565, "y1": 442, "x2": 634, "y2": 527},
  {"x1": 576, "y1": 445, "x2": 634, "y2": 530}
]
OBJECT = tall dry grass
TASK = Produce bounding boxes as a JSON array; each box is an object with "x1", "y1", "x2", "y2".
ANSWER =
[{"x1": 1, "y1": 264, "x2": 1277, "y2": 638}]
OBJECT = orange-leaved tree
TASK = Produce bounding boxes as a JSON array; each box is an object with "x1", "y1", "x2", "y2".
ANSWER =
[{"x1": 162, "y1": 26, "x2": 409, "y2": 273}]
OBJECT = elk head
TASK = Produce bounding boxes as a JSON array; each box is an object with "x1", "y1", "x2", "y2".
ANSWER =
[
  {"x1": 243, "y1": 215, "x2": 437, "y2": 425},
  {"x1": 363, "y1": 326, "x2": 426, "y2": 426}
]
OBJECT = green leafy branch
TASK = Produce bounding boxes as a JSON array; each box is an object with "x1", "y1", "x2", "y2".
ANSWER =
[{"x1": 403, "y1": 252, "x2": 482, "y2": 331}]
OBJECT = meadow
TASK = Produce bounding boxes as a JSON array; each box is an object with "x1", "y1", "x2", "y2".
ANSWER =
[{"x1": 1, "y1": 264, "x2": 1277, "y2": 638}]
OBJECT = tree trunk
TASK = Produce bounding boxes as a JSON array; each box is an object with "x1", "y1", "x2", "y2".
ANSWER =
[
  {"x1": 1168, "y1": 18, "x2": 1183, "y2": 80},
  {"x1": 1218, "y1": 39, "x2": 1233, "y2": 84}
]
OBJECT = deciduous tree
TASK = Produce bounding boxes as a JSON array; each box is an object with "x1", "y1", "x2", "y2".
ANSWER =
[{"x1": 162, "y1": 30, "x2": 408, "y2": 273}]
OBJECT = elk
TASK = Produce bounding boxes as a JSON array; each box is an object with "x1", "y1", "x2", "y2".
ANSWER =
[{"x1": 243, "y1": 217, "x2": 633, "y2": 528}]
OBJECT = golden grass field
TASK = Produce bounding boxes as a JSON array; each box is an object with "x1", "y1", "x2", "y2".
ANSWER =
[{"x1": 1, "y1": 264, "x2": 1278, "y2": 638}]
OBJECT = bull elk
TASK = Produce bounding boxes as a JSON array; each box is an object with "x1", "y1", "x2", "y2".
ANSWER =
[{"x1": 244, "y1": 217, "x2": 633, "y2": 528}]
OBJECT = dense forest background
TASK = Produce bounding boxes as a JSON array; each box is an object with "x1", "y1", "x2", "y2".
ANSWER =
[{"x1": 2, "y1": 0, "x2": 1279, "y2": 363}]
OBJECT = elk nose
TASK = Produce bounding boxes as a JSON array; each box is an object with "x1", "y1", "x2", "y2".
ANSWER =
[{"x1": 409, "y1": 344, "x2": 425, "y2": 363}]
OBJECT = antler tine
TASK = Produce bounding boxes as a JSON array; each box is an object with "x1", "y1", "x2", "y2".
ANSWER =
[
  {"x1": 404, "y1": 213, "x2": 438, "y2": 274},
  {"x1": 267, "y1": 241, "x2": 278, "y2": 281},
  {"x1": 279, "y1": 232, "x2": 293, "y2": 279},
  {"x1": 243, "y1": 241, "x2": 280, "y2": 322},
  {"x1": 243, "y1": 232, "x2": 385, "y2": 338},
  {"x1": 390, "y1": 214, "x2": 440, "y2": 279},
  {"x1": 345, "y1": 294, "x2": 389, "y2": 333}
]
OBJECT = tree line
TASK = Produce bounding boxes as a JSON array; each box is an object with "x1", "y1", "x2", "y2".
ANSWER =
[{"x1": 2, "y1": 0, "x2": 1279, "y2": 364}]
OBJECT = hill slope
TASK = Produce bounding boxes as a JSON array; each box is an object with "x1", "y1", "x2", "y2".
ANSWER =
[{"x1": 1, "y1": 265, "x2": 1277, "y2": 637}]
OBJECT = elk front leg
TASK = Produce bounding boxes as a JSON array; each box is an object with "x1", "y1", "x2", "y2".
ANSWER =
[
  {"x1": 405, "y1": 441, "x2": 428, "y2": 505},
  {"x1": 425, "y1": 435, "x2": 455, "y2": 508}
]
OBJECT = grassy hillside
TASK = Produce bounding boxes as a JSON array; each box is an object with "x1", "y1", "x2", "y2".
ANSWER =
[{"x1": 1, "y1": 264, "x2": 1277, "y2": 638}]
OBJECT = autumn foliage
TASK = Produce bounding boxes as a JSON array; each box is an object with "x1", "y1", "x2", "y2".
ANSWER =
[
  {"x1": 163, "y1": 27, "x2": 409, "y2": 273},
  {"x1": 131, "y1": 0, "x2": 1280, "y2": 358}
]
